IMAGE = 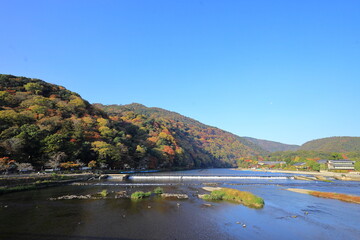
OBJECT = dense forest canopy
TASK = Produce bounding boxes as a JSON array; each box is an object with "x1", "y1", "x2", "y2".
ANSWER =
[
  {"x1": 1, "y1": 74, "x2": 359, "y2": 172},
  {"x1": 0, "y1": 74, "x2": 266, "y2": 171}
]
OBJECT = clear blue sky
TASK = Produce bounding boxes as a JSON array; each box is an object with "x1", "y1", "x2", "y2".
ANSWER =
[{"x1": 1, "y1": 0, "x2": 360, "y2": 145}]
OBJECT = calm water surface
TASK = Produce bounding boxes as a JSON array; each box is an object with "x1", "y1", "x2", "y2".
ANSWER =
[{"x1": 0, "y1": 169, "x2": 359, "y2": 240}]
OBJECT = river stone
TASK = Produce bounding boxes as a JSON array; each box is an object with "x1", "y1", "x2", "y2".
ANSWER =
[
  {"x1": 115, "y1": 191, "x2": 128, "y2": 198},
  {"x1": 49, "y1": 194, "x2": 92, "y2": 200},
  {"x1": 160, "y1": 193, "x2": 189, "y2": 199}
]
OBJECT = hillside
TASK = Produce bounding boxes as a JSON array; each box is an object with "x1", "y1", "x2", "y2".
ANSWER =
[
  {"x1": 94, "y1": 103, "x2": 268, "y2": 163},
  {"x1": 300, "y1": 137, "x2": 360, "y2": 152},
  {"x1": 0, "y1": 74, "x2": 265, "y2": 171},
  {"x1": 243, "y1": 137, "x2": 300, "y2": 152},
  {"x1": 95, "y1": 103, "x2": 266, "y2": 153}
]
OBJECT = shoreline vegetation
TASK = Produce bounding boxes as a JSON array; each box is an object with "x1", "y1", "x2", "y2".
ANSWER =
[
  {"x1": 235, "y1": 168, "x2": 360, "y2": 181},
  {"x1": 286, "y1": 188, "x2": 360, "y2": 204},
  {"x1": 0, "y1": 173, "x2": 93, "y2": 195},
  {"x1": 199, "y1": 187, "x2": 264, "y2": 208}
]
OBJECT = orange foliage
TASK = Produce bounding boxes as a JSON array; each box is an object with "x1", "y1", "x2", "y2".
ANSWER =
[
  {"x1": 5, "y1": 89, "x2": 16, "y2": 94},
  {"x1": 0, "y1": 157, "x2": 10, "y2": 164},
  {"x1": 109, "y1": 116, "x2": 120, "y2": 121},
  {"x1": 162, "y1": 146, "x2": 175, "y2": 155},
  {"x1": 84, "y1": 131, "x2": 101, "y2": 140},
  {"x1": 88, "y1": 160, "x2": 97, "y2": 168},
  {"x1": 162, "y1": 128, "x2": 171, "y2": 135},
  {"x1": 60, "y1": 161, "x2": 80, "y2": 169},
  {"x1": 147, "y1": 137, "x2": 158, "y2": 143}
]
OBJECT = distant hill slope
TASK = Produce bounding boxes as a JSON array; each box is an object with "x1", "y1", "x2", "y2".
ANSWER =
[
  {"x1": 300, "y1": 137, "x2": 360, "y2": 152},
  {"x1": 243, "y1": 137, "x2": 300, "y2": 152},
  {"x1": 0, "y1": 74, "x2": 266, "y2": 171},
  {"x1": 94, "y1": 103, "x2": 268, "y2": 160}
]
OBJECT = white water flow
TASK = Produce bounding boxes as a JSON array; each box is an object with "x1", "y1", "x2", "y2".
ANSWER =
[{"x1": 124, "y1": 175, "x2": 293, "y2": 180}]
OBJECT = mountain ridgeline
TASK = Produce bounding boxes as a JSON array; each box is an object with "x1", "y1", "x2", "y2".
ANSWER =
[
  {"x1": 300, "y1": 137, "x2": 360, "y2": 153},
  {"x1": 0, "y1": 74, "x2": 266, "y2": 171},
  {"x1": 243, "y1": 137, "x2": 300, "y2": 153},
  {"x1": 1, "y1": 74, "x2": 359, "y2": 172}
]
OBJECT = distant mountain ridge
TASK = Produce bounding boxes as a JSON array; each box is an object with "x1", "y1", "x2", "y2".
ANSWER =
[
  {"x1": 300, "y1": 137, "x2": 360, "y2": 152},
  {"x1": 243, "y1": 137, "x2": 300, "y2": 152}
]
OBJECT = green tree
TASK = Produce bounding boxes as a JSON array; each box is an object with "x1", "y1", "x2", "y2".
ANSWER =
[
  {"x1": 42, "y1": 134, "x2": 68, "y2": 153},
  {"x1": 306, "y1": 160, "x2": 320, "y2": 171},
  {"x1": 330, "y1": 153, "x2": 343, "y2": 160},
  {"x1": 15, "y1": 124, "x2": 44, "y2": 164},
  {"x1": 91, "y1": 141, "x2": 122, "y2": 167},
  {"x1": 0, "y1": 91, "x2": 16, "y2": 106},
  {"x1": 24, "y1": 82, "x2": 44, "y2": 95},
  {"x1": 355, "y1": 161, "x2": 360, "y2": 171},
  {"x1": 135, "y1": 145, "x2": 147, "y2": 159}
]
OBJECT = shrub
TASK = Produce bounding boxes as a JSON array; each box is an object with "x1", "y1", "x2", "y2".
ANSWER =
[
  {"x1": 202, "y1": 191, "x2": 225, "y2": 200},
  {"x1": 153, "y1": 187, "x2": 163, "y2": 194},
  {"x1": 131, "y1": 191, "x2": 151, "y2": 200},
  {"x1": 99, "y1": 189, "x2": 108, "y2": 197}
]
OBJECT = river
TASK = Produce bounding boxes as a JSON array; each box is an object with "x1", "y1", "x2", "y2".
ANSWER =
[{"x1": 0, "y1": 168, "x2": 359, "y2": 239}]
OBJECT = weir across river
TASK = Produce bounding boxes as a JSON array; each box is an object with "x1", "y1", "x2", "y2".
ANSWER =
[{"x1": 107, "y1": 175, "x2": 294, "y2": 181}]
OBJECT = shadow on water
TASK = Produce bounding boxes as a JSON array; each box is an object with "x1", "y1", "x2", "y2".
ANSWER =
[{"x1": 0, "y1": 232, "x2": 141, "y2": 240}]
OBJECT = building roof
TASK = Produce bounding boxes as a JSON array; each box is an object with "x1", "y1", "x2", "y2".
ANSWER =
[
  {"x1": 329, "y1": 164, "x2": 355, "y2": 168},
  {"x1": 328, "y1": 160, "x2": 355, "y2": 164}
]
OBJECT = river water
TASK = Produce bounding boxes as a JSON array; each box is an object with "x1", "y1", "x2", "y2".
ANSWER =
[{"x1": 1, "y1": 169, "x2": 359, "y2": 240}]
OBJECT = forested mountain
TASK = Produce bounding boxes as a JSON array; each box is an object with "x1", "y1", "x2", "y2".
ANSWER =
[
  {"x1": 94, "y1": 103, "x2": 268, "y2": 163},
  {"x1": 243, "y1": 137, "x2": 300, "y2": 152},
  {"x1": 300, "y1": 137, "x2": 360, "y2": 152},
  {"x1": 0, "y1": 74, "x2": 265, "y2": 171}
]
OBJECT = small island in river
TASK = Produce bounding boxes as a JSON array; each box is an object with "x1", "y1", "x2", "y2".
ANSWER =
[{"x1": 199, "y1": 186, "x2": 265, "y2": 208}]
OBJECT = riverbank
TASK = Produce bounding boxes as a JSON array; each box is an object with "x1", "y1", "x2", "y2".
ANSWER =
[
  {"x1": 0, "y1": 173, "x2": 95, "y2": 194},
  {"x1": 235, "y1": 168, "x2": 360, "y2": 181}
]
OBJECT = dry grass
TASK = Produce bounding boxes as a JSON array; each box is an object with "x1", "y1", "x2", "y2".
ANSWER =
[
  {"x1": 286, "y1": 188, "x2": 360, "y2": 204},
  {"x1": 309, "y1": 191, "x2": 360, "y2": 204}
]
